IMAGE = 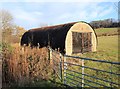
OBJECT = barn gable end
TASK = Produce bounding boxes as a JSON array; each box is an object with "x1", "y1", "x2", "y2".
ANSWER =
[{"x1": 65, "y1": 22, "x2": 97, "y2": 55}]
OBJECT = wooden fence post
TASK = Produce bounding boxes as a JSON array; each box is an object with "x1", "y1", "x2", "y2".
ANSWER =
[
  {"x1": 48, "y1": 47, "x2": 50, "y2": 60},
  {"x1": 59, "y1": 53, "x2": 63, "y2": 82}
]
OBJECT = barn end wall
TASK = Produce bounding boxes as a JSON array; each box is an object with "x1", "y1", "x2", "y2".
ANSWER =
[{"x1": 65, "y1": 22, "x2": 97, "y2": 55}]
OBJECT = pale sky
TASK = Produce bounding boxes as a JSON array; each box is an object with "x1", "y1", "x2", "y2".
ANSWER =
[{"x1": 0, "y1": 0, "x2": 119, "y2": 30}]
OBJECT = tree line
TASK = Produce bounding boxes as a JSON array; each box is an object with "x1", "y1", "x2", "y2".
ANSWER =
[
  {"x1": 90, "y1": 18, "x2": 120, "y2": 29},
  {"x1": 0, "y1": 10, "x2": 26, "y2": 44}
]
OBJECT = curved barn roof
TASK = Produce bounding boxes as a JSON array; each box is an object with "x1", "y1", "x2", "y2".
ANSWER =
[{"x1": 29, "y1": 22, "x2": 77, "y2": 31}]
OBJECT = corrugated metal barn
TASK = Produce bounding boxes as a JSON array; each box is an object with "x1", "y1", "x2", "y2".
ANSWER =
[{"x1": 21, "y1": 21, "x2": 97, "y2": 55}]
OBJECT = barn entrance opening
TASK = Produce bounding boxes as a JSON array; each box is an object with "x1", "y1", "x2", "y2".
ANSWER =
[{"x1": 72, "y1": 32, "x2": 92, "y2": 53}]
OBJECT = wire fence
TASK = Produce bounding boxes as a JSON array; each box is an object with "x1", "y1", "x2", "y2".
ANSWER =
[{"x1": 48, "y1": 47, "x2": 120, "y2": 88}]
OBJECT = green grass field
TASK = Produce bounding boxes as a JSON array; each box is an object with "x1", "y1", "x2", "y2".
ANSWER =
[
  {"x1": 80, "y1": 35, "x2": 118, "y2": 62},
  {"x1": 95, "y1": 28, "x2": 119, "y2": 36}
]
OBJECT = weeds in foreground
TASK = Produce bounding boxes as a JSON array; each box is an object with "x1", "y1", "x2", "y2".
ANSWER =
[{"x1": 2, "y1": 44, "x2": 53, "y2": 87}]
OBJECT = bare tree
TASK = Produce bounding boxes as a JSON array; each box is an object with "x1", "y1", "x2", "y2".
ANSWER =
[
  {"x1": 0, "y1": 9, "x2": 15, "y2": 43},
  {"x1": 12, "y1": 26, "x2": 26, "y2": 43}
]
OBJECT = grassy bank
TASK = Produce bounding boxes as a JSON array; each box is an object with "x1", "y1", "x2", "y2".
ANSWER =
[{"x1": 95, "y1": 28, "x2": 119, "y2": 37}]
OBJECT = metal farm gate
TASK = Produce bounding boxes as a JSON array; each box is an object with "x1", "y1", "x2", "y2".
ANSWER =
[
  {"x1": 48, "y1": 47, "x2": 120, "y2": 88},
  {"x1": 63, "y1": 55, "x2": 120, "y2": 88}
]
